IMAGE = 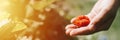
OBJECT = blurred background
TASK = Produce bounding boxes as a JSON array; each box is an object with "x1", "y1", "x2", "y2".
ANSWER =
[{"x1": 0, "y1": 0, "x2": 120, "y2": 40}]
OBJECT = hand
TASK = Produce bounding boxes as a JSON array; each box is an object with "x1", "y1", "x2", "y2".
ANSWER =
[{"x1": 65, "y1": 0, "x2": 120, "y2": 36}]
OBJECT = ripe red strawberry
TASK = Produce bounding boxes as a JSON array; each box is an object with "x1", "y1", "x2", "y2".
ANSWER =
[{"x1": 72, "y1": 15, "x2": 90, "y2": 27}]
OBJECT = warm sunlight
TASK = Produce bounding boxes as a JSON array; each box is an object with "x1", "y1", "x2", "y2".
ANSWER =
[{"x1": 0, "y1": 0, "x2": 119, "y2": 40}]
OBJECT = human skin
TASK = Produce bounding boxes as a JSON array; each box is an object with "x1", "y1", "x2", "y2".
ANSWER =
[{"x1": 65, "y1": 0, "x2": 120, "y2": 36}]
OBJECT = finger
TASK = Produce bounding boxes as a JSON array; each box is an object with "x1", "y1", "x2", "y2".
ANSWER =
[
  {"x1": 65, "y1": 29, "x2": 73, "y2": 36},
  {"x1": 65, "y1": 24, "x2": 79, "y2": 36},
  {"x1": 71, "y1": 17, "x2": 77, "y2": 23},
  {"x1": 65, "y1": 24, "x2": 78, "y2": 30}
]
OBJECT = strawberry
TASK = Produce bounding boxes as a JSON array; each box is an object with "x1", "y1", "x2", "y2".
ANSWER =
[{"x1": 72, "y1": 15, "x2": 90, "y2": 27}]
